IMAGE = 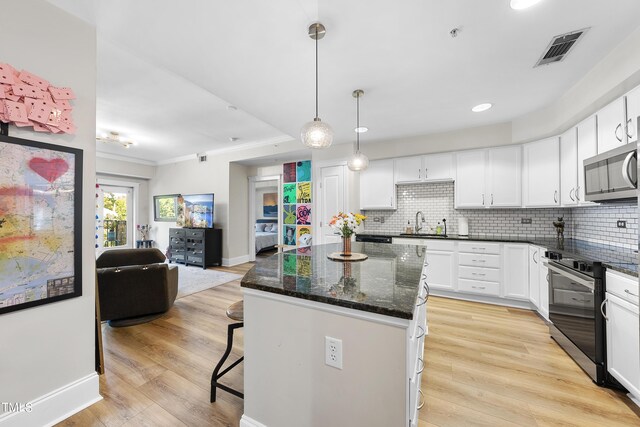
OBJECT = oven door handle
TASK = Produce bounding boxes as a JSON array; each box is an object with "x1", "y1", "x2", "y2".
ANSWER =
[
  {"x1": 600, "y1": 298, "x2": 608, "y2": 321},
  {"x1": 545, "y1": 263, "x2": 595, "y2": 290},
  {"x1": 622, "y1": 151, "x2": 637, "y2": 188}
]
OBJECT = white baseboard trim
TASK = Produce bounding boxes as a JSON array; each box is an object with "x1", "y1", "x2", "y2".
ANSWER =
[
  {"x1": 0, "y1": 373, "x2": 101, "y2": 427},
  {"x1": 429, "y1": 290, "x2": 535, "y2": 310},
  {"x1": 240, "y1": 414, "x2": 268, "y2": 427},
  {"x1": 223, "y1": 254, "x2": 250, "y2": 267}
]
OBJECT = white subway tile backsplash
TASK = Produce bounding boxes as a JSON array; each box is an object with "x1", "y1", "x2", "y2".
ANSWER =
[{"x1": 362, "y1": 182, "x2": 637, "y2": 249}]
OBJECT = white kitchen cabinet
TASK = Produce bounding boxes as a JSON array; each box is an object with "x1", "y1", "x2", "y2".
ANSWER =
[
  {"x1": 487, "y1": 145, "x2": 522, "y2": 207},
  {"x1": 455, "y1": 150, "x2": 487, "y2": 208},
  {"x1": 423, "y1": 153, "x2": 454, "y2": 181},
  {"x1": 425, "y1": 250, "x2": 455, "y2": 291},
  {"x1": 560, "y1": 127, "x2": 578, "y2": 206},
  {"x1": 395, "y1": 153, "x2": 454, "y2": 184},
  {"x1": 597, "y1": 97, "x2": 626, "y2": 153},
  {"x1": 626, "y1": 85, "x2": 640, "y2": 145},
  {"x1": 360, "y1": 159, "x2": 396, "y2": 210},
  {"x1": 394, "y1": 157, "x2": 422, "y2": 183},
  {"x1": 528, "y1": 246, "x2": 540, "y2": 309},
  {"x1": 503, "y1": 244, "x2": 529, "y2": 300},
  {"x1": 605, "y1": 292, "x2": 640, "y2": 398},
  {"x1": 538, "y1": 250, "x2": 550, "y2": 321},
  {"x1": 576, "y1": 115, "x2": 598, "y2": 205},
  {"x1": 523, "y1": 137, "x2": 560, "y2": 207}
]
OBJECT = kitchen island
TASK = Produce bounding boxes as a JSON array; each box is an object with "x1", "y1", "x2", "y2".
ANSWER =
[{"x1": 240, "y1": 242, "x2": 428, "y2": 427}]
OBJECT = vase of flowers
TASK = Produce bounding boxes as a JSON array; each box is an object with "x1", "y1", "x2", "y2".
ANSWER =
[{"x1": 329, "y1": 212, "x2": 366, "y2": 256}]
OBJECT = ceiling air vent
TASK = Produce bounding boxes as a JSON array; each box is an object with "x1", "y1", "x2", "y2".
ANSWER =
[{"x1": 535, "y1": 28, "x2": 589, "y2": 67}]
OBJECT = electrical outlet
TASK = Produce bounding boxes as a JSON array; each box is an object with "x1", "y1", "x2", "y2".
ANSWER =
[
  {"x1": 521, "y1": 218, "x2": 532, "y2": 224},
  {"x1": 325, "y1": 336, "x2": 343, "y2": 369},
  {"x1": 617, "y1": 220, "x2": 627, "y2": 228},
  {"x1": 373, "y1": 217, "x2": 380, "y2": 222}
]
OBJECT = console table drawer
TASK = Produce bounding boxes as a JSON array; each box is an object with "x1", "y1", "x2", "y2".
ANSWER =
[
  {"x1": 185, "y1": 229, "x2": 205, "y2": 238},
  {"x1": 170, "y1": 229, "x2": 186, "y2": 238}
]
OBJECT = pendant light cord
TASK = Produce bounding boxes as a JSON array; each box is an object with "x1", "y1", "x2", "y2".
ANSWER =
[
  {"x1": 315, "y1": 27, "x2": 319, "y2": 119},
  {"x1": 356, "y1": 93, "x2": 360, "y2": 152}
]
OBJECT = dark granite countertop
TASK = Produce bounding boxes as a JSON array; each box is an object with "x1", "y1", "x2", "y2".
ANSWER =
[
  {"x1": 357, "y1": 233, "x2": 638, "y2": 277},
  {"x1": 241, "y1": 242, "x2": 426, "y2": 320}
]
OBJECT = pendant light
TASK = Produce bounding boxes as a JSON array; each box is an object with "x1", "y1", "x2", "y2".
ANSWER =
[
  {"x1": 301, "y1": 23, "x2": 334, "y2": 149},
  {"x1": 347, "y1": 89, "x2": 369, "y2": 171}
]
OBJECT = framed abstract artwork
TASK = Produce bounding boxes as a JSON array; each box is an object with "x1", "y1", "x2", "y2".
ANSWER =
[{"x1": 0, "y1": 134, "x2": 83, "y2": 315}]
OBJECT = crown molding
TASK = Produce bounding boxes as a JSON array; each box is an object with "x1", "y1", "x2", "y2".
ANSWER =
[{"x1": 95, "y1": 151, "x2": 157, "y2": 166}]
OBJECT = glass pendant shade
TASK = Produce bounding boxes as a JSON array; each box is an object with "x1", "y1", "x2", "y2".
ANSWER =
[
  {"x1": 347, "y1": 151, "x2": 369, "y2": 171},
  {"x1": 301, "y1": 118, "x2": 334, "y2": 149}
]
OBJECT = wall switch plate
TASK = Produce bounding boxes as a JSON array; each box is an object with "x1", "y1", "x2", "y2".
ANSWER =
[
  {"x1": 373, "y1": 217, "x2": 380, "y2": 222},
  {"x1": 617, "y1": 220, "x2": 627, "y2": 228},
  {"x1": 325, "y1": 336, "x2": 343, "y2": 369},
  {"x1": 521, "y1": 218, "x2": 532, "y2": 224}
]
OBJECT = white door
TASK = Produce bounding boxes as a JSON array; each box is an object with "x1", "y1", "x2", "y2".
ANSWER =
[
  {"x1": 528, "y1": 246, "x2": 540, "y2": 309},
  {"x1": 360, "y1": 159, "x2": 396, "y2": 210},
  {"x1": 425, "y1": 250, "x2": 455, "y2": 290},
  {"x1": 597, "y1": 97, "x2": 626, "y2": 153},
  {"x1": 576, "y1": 115, "x2": 598, "y2": 205},
  {"x1": 487, "y1": 146, "x2": 521, "y2": 207},
  {"x1": 97, "y1": 184, "x2": 134, "y2": 249},
  {"x1": 503, "y1": 244, "x2": 528, "y2": 300},
  {"x1": 625, "y1": 86, "x2": 640, "y2": 145},
  {"x1": 560, "y1": 127, "x2": 578, "y2": 206},
  {"x1": 423, "y1": 153, "x2": 454, "y2": 181},
  {"x1": 455, "y1": 150, "x2": 486, "y2": 208},
  {"x1": 523, "y1": 137, "x2": 560, "y2": 207},
  {"x1": 606, "y1": 293, "x2": 640, "y2": 397},
  {"x1": 394, "y1": 157, "x2": 422, "y2": 183},
  {"x1": 319, "y1": 165, "x2": 345, "y2": 244}
]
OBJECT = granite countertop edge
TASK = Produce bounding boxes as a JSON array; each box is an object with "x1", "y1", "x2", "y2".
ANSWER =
[{"x1": 241, "y1": 280, "x2": 414, "y2": 320}]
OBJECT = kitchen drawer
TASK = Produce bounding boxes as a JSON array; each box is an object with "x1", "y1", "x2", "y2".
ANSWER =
[
  {"x1": 458, "y1": 265, "x2": 501, "y2": 283},
  {"x1": 553, "y1": 288, "x2": 594, "y2": 308},
  {"x1": 185, "y1": 229, "x2": 205, "y2": 238},
  {"x1": 458, "y1": 241, "x2": 500, "y2": 254},
  {"x1": 458, "y1": 253, "x2": 500, "y2": 268},
  {"x1": 458, "y1": 278, "x2": 500, "y2": 296},
  {"x1": 425, "y1": 239, "x2": 455, "y2": 251},
  {"x1": 606, "y1": 270, "x2": 639, "y2": 306}
]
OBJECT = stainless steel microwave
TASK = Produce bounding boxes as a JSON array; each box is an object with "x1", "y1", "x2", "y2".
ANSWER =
[{"x1": 584, "y1": 144, "x2": 637, "y2": 202}]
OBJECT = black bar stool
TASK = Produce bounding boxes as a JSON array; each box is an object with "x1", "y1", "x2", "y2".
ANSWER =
[{"x1": 210, "y1": 300, "x2": 244, "y2": 402}]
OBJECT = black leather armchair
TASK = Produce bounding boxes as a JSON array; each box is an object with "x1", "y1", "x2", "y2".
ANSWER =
[{"x1": 96, "y1": 248, "x2": 179, "y2": 327}]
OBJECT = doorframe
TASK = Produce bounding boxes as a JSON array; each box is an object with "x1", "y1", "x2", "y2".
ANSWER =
[
  {"x1": 248, "y1": 174, "x2": 282, "y2": 262},
  {"x1": 313, "y1": 160, "x2": 352, "y2": 246},
  {"x1": 96, "y1": 177, "x2": 140, "y2": 250}
]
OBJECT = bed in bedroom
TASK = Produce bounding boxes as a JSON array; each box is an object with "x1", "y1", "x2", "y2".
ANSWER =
[{"x1": 255, "y1": 220, "x2": 278, "y2": 253}]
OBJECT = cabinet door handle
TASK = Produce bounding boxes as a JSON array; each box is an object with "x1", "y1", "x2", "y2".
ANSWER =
[
  {"x1": 491, "y1": 194, "x2": 494, "y2": 205},
  {"x1": 418, "y1": 168, "x2": 421, "y2": 180},
  {"x1": 553, "y1": 190, "x2": 558, "y2": 203},
  {"x1": 390, "y1": 196, "x2": 393, "y2": 206},
  {"x1": 575, "y1": 186, "x2": 581, "y2": 202},
  {"x1": 625, "y1": 289, "x2": 639, "y2": 298},
  {"x1": 425, "y1": 168, "x2": 428, "y2": 179},
  {"x1": 417, "y1": 389, "x2": 425, "y2": 410},
  {"x1": 416, "y1": 296, "x2": 427, "y2": 307},
  {"x1": 627, "y1": 118, "x2": 634, "y2": 139},
  {"x1": 533, "y1": 250, "x2": 538, "y2": 264},
  {"x1": 569, "y1": 188, "x2": 575, "y2": 202},
  {"x1": 472, "y1": 259, "x2": 486, "y2": 263},
  {"x1": 622, "y1": 151, "x2": 637, "y2": 188},
  {"x1": 472, "y1": 285, "x2": 486, "y2": 290},
  {"x1": 416, "y1": 325, "x2": 426, "y2": 339},
  {"x1": 471, "y1": 272, "x2": 486, "y2": 276},
  {"x1": 600, "y1": 298, "x2": 608, "y2": 321},
  {"x1": 417, "y1": 357, "x2": 425, "y2": 374},
  {"x1": 615, "y1": 123, "x2": 623, "y2": 142}
]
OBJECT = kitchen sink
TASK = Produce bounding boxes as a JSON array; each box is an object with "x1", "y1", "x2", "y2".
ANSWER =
[{"x1": 399, "y1": 233, "x2": 448, "y2": 238}]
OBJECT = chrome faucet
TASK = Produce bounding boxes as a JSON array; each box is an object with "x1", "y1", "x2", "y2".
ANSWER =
[{"x1": 415, "y1": 211, "x2": 425, "y2": 233}]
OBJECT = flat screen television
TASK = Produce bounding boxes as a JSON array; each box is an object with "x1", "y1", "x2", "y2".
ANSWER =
[{"x1": 179, "y1": 193, "x2": 214, "y2": 228}]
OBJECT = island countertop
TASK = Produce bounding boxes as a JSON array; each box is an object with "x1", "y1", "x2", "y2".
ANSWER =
[{"x1": 241, "y1": 242, "x2": 426, "y2": 320}]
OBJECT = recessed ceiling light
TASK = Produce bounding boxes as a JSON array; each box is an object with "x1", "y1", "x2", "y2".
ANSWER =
[
  {"x1": 472, "y1": 103, "x2": 493, "y2": 112},
  {"x1": 510, "y1": 0, "x2": 543, "y2": 10},
  {"x1": 354, "y1": 127, "x2": 368, "y2": 133}
]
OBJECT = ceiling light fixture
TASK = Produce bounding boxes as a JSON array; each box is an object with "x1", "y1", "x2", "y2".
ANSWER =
[
  {"x1": 300, "y1": 22, "x2": 333, "y2": 149},
  {"x1": 354, "y1": 126, "x2": 368, "y2": 133},
  {"x1": 472, "y1": 103, "x2": 493, "y2": 112},
  {"x1": 347, "y1": 89, "x2": 369, "y2": 172},
  {"x1": 229, "y1": 137, "x2": 239, "y2": 142},
  {"x1": 96, "y1": 131, "x2": 134, "y2": 149},
  {"x1": 510, "y1": 0, "x2": 543, "y2": 10}
]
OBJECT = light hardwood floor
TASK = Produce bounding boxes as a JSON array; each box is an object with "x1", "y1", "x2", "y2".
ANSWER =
[{"x1": 59, "y1": 263, "x2": 640, "y2": 426}]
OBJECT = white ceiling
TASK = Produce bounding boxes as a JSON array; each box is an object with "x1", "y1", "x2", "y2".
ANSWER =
[{"x1": 49, "y1": 0, "x2": 640, "y2": 164}]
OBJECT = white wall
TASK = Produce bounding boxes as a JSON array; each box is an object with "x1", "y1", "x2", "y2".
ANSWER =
[{"x1": 0, "y1": 1, "x2": 100, "y2": 425}]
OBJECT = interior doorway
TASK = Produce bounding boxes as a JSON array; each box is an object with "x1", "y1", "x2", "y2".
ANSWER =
[
  {"x1": 248, "y1": 175, "x2": 282, "y2": 262},
  {"x1": 96, "y1": 179, "x2": 139, "y2": 251}
]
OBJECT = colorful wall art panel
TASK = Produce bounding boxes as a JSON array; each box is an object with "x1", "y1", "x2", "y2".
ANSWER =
[{"x1": 282, "y1": 159, "x2": 312, "y2": 248}]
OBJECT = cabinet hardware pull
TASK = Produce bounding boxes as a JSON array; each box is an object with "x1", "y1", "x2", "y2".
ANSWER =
[
  {"x1": 553, "y1": 190, "x2": 558, "y2": 203},
  {"x1": 625, "y1": 289, "x2": 640, "y2": 298},
  {"x1": 423, "y1": 283, "x2": 430, "y2": 301},
  {"x1": 418, "y1": 168, "x2": 421, "y2": 180},
  {"x1": 491, "y1": 194, "x2": 494, "y2": 205},
  {"x1": 472, "y1": 259, "x2": 486, "y2": 263},
  {"x1": 569, "y1": 188, "x2": 575, "y2": 202},
  {"x1": 627, "y1": 118, "x2": 634, "y2": 139},
  {"x1": 425, "y1": 168, "x2": 428, "y2": 178},
  {"x1": 416, "y1": 296, "x2": 427, "y2": 307},
  {"x1": 546, "y1": 273, "x2": 550, "y2": 282},
  {"x1": 417, "y1": 389, "x2": 425, "y2": 410},
  {"x1": 416, "y1": 325, "x2": 426, "y2": 339},
  {"x1": 615, "y1": 123, "x2": 623, "y2": 142},
  {"x1": 571, "y1": 297, "x2": 589, "y2": 303},
  {"x1": 390, "y1": 196, "x2": 393, "y2": 206},
  {"x1": 482, "y1": 193, "x2": 485, "y2": 205},
  {"x1": 472, "y1": 285, "x2": 486, "y2": 290},
  {"x1": 575, "y1": 186, "x2": 581, "y2": 201},
  {"x1": 471, "y1": 272, "x2": 486, "y2": 276},
  {"x1": 622, "y1": 151, "x2": 637, "y2": 188},
  {"x1": 533, "y1": 250, "x2": 538, "y2": 264},
  {"x1": 600, "y1": 298, "x2": 608, "y2": 321},
  {"x1": 417, "y1": 357, "x2": 425, "y2": 374}
]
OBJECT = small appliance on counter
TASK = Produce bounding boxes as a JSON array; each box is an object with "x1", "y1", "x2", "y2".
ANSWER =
[{"x1": 458, "y1": 217, "x2": 469, "y2": 236}]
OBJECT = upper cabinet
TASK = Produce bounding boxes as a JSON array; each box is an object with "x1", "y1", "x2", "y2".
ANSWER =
[
  {"x1": 395, "y1": 153, "x2": 454, "y2": 184},
  {"x1": 560, "y1": 127, "x2": 578, "y2": 206},
  {"x1": 597, "y1": 98, "x2": 626, "y2": 153},
  {"x1": 360, "y1": 159, "x2": 396, "y2": 210},
  {"x1": 523, "y1": 137, "x2": 560, "y2": 207},
  {"x1": 576, "y1": 115, "x2": 598, "y2": 205},
  {"x1": 455, "y1": 150, "x2": 487, "y2": 208},
  {"x1": 626, "y1": 85, "x2": 640, "y2": 145},
  {"x1": 455, "y1": 146, "x2": 521, "y2": 208}
]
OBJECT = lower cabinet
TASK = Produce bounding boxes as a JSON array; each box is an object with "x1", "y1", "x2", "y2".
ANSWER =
[
  {"x1": 528, "y1": 246, "x2": 541, "y2": 309},
  {"x1": 538, "y1": 250, "x2": 550, "y2": 321},
  {"x1": 425, "y1": 250, "x2": 455, "y2": 291},
  {"x1": 503, "y1": 244, "x2": 529, "y2": 300}
]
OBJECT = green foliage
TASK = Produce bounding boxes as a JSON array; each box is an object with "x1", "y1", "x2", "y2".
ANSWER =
[
  {"x1": 103, "y1": 192, "x2": 127, "y2": 220},
  {"x1": 158, "y1": 197, "x2": 176, "y2": 218}
]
